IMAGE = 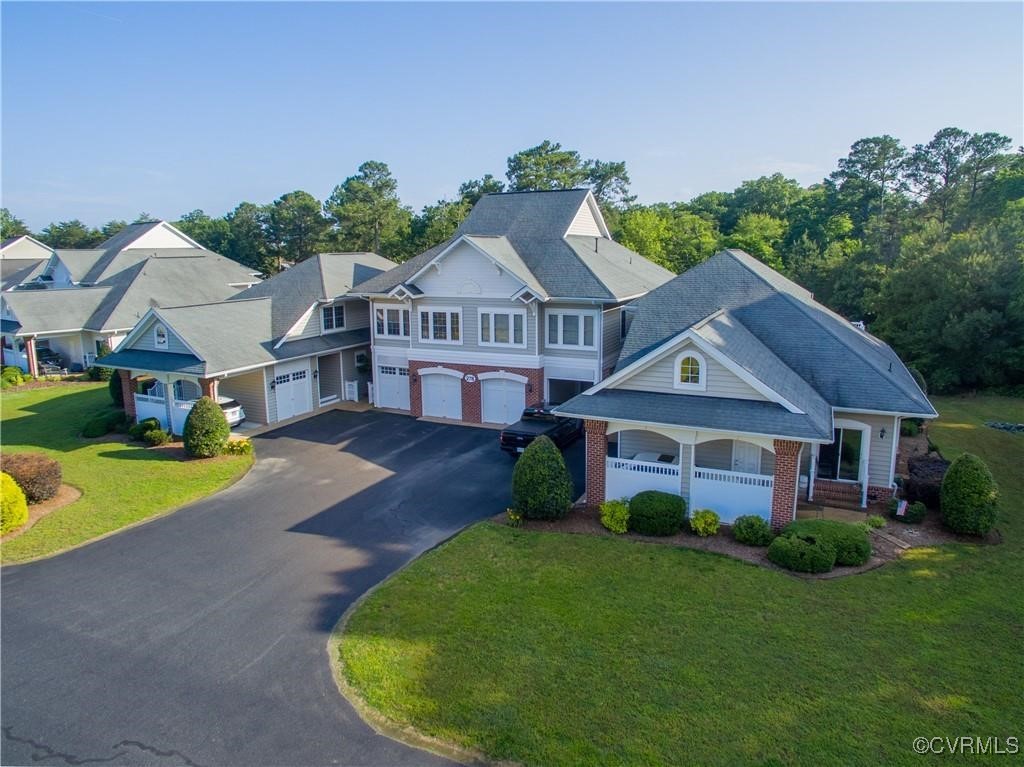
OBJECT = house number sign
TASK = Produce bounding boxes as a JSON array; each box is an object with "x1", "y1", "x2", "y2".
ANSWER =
[{"x1": 464, "y1": 374, "x2": 477, "y2": 383}]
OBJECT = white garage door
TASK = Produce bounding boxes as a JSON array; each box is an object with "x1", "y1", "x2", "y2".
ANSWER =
[
  {"x1": 273, "y1": 359, "x2": 312, "y2": 421},
  {"x1": 376, "y1": 365, "x2": 410, "y2": 410},
  {"x1": 422, "y1": 373, "x2": 462, "y2": 420},
  {"x1": 481, "y1": 378, "x2": 526, "y2": 425}
]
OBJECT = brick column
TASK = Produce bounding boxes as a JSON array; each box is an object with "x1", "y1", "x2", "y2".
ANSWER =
[
  {"x1": 584, "y1": 419, "x2": 608, "y2": 507},
  {"x1": 199, "y1": 377, "x2": 218, "y2": 400},
  {"x1": 120, "y1": 370, "x2": 137, "y2": 420},
  {"x1": 771, "y1": 439, "x2": 802, "y2": 531},
  {"x1": 408, "y1": 362, "x2": 425, "y2": 417},
  {"x1": 25, "y1": 337, "x2": 38, "y2": 378}
]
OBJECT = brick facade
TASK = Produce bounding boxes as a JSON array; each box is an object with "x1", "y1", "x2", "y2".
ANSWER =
[
  {"x1": 584, "y1": 420, "x2": 608, "y2": 507},
  {"x1": 771, "y1": 439, "x2": 802, "y2": 531},
  {"x1": 200, "y1": 377, "x2": 218, "y2": 400},
  {"x1": 407, "y1": 360, "x2": 543, "y2": 423},
  {"x1": 813, "y1": 478, "x2": 895, "y2": 507},
  {"x1": 25, "y1": 337, "x2": 38, "y2": 378},
  {"x1": 120, "y1": 370, "x2": 137, "y2": 420}
]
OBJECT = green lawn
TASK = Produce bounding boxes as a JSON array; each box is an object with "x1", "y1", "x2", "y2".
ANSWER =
[
  {"x1": 1, "y1": 383, "x2": 252, "y2": 564},
  {"x1": 337, "y1": 394, "x2": 1024, "y2": 766}
]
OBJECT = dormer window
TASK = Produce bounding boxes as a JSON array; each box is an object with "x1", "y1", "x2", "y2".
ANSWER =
[
  {"x1": 322, "y1": 304, "x2": 345, "y2": 332},
  {"x1": 154, "y1": 323, "x2": 168, "y2": 349},
  {"x1": 674, "y1": 351, "x2": 706, "y2": 391}
]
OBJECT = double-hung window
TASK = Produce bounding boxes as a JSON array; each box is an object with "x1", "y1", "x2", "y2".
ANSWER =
[
  {"x1": 546, "y1": 310, "x2": 597, "y2": 349},
  {"x1": 321, "y1": 304, "x2": 345, "y2": 332},
  {"x1": 479, "y1": 308, "x2": 526, "y2": 348},
  {"x1": 374, "y1": 306, "x2": 411, "y2": 338},
  {"x1": 418, "y1": 307, "x2": 461, "y2": 344}
]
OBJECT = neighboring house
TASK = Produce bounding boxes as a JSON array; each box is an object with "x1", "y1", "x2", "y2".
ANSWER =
[
  {"x1": 553, "y1": 249, "x2": 936, "y2": 529},
  {"x1": 1, "y1": 221, "x2": 260, "y2": 374},
  {"x1": 1, "y1": 235, "x2": 52, "y2": 291},
  {"x1": 97, "y1": 252, "x2": 395, "y2": 433},
  {"x1": 353, "y1": 189, "x2": 674, "y2": 425}
]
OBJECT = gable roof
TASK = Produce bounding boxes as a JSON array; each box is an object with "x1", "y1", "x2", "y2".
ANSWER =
[
  {"x1": 1, "y1": 235, "x2": 53, "y2": 259},
  {"x1": 616, "y1": 249, "x2": 935, "y2": 416},
  {"x1": 1, "y1": 259, "x2": 48, "y2": 290},
  {"x1": 232, "y1": 252, "x2": 395, "y2": 340},
  {"x1": 2, "y1": 287, "x2": 115, "y2": 335},
  {"x1": 353, "y1": 190, "x2": 673, "y2": 300}
]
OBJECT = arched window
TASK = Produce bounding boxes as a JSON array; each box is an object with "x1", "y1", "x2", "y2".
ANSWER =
[
  {"x1": 673, "y1": 351, "x2": 706, "y2": 391},
  {"x1": 154, "y1": 323, "x2": 168, "y2": 348}
]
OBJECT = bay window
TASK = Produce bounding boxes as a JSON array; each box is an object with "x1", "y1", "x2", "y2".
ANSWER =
[
  {"x1": 479, "y1": 308, "x2": 526, "y2": 347},
  {"x1": 546, "y1": 310, "x2": 596, "y2": 349}
]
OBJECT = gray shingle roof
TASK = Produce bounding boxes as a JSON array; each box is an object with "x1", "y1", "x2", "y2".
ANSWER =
[
  {"x1": 353, "y1": 190, "x2": 673, "y2": 300},
  {"x1": 52, "y1": 250, "x2": 109, "y2": 283},
  {"x1": 1, "y1": 259, "x2": 47, "y2": 289},
  {"x1": 555, "y1": 389, "x2": 832, "y2": 441},
  {"x1": 3, "y1": 287, "x2": 115, "y2": 334},
  {"x1": 617, "y1": 249, "x2": 935, "y2": 416},
  {"x1": 97, "y1": 349, "x2": 205, "y2": 376}
]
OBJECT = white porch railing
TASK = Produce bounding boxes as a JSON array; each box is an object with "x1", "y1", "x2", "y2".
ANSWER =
[
  {"x1": 690, "y1": 467, "x2": 773, "y2": 523},
  {"x1": 606, "y1": 457, "x2": 681, "y2": 499},
  {"x1": 133, "y1": 393, "x2": 197, "y2": 434}
]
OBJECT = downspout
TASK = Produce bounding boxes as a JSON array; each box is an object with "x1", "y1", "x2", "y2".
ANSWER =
[{"x1": 808, "y1": 448, "x2": 817, "y2": 502}]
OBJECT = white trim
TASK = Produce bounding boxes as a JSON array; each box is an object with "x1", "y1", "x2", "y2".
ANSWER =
[
  {"x1": 274, "y1": 303, "x2": 318, "y2": 349},
  {"x1": 407, "y1": 235, "x2": 531, "y2": 290},
  {"x1": 562, "y1": 191, "x2": 612, "y2": 239},
  {"x1": 408, "y1": 348, "x2": 541, "y2": 368},
  {"x1": 820, "y1": 417, "x2": 872, "y2": 507},
  {"x1": 834, "y1": 406, "x2": 938, "y2": 419},
  {"x1": 477, "y1": 306, "x2": 527, "y2": 348},
  {"x1": 153, "y1": 323, "x2": 169, "y2": 349},
  {"x1": 417, "y1": 306, "x2": 464, "y2": 345},
  {"x1": 117, "y1": 308, "x2": 205, "y2": 360},
  {"x1": 418, "y1": 366, "x2": 465, "y2": 380},
  {"x1": 477, "y1": 370, "x2": 528, "y2": 384},
  {"x1": 672, "y1": 350, "x2": 707, "y2": 391},
  {"x1": 544, "y1": 309, "x2": 599, "y2": 350},
  {"x1": 320, "y1": 304, "x2": 347, "y2": 334},
  {"x1": 372, "y1": 302, "x2": 412, "y2": 339},
  {"x1": 888, "y1": 415, "x2": 900, "y2": 487}
]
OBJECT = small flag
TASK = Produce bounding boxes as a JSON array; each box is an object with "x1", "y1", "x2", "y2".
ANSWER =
[{"x1": 896, "y1": 500, "x2": 908, "y2": 517}]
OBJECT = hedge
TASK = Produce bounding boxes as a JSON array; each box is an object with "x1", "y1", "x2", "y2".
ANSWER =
[
  {"x1": 732, "y1": 515, "x2": 774, "y2": 546},
  {"x1": 941, "y1": 453, "x2": 998, "y2": 535},
  {"x1": 511, "y1": 436, "x2": 573, "y2": 520},
  {"x1": 183, "y1": 396, "x2": 230, "y2": 458},
  {"x1": 767, "y1": 534, "x2": 836, "y2": 573},
  {"x1": 782, "y1": 519, "x2": 872, "y2": 566},
  {"x1": 109, "y1": 373, "x2": 124, "y2": 407},
  {"x1": 1, "y1": 472, "x2": 29, "y2": 535},
  {"x1": 2, "y1": 452, "x2": 61, "y2": 503},
  {"x1": 129, "y1": 417, "x2": 162, "y2": 441},
  {"x1": 628, "y1": 491, "x2": 686, "y2": 536}
]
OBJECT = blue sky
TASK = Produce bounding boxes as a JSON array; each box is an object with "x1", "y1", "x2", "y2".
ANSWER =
[{"x1": 2, "y1": 1, "x2": 1021, "y2": 230}]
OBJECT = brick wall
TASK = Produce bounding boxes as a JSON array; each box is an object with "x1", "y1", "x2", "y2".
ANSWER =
[
  {"x1": 584, "y1": 420, "x2": 608, "y2": 507},
  {"x1": 813, "y1": 478, "x2": 862, "y2": 506},
  {"x1": 200, "y1": 377, "x2": 218, "y2": 400},
  {"x1": 120, "y1": 370, "x2": 137, "y2": 420},
  {"x1": 771, "y1": 439, "x2": 802, "y2": 531},
  {"x1": 407, "y1": 360, "x2": 543, "y2": 423}
]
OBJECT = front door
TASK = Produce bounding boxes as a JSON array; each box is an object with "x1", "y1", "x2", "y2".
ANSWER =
[{"x1": 732, "y1": 441, "x2": 762, "y2": 474}]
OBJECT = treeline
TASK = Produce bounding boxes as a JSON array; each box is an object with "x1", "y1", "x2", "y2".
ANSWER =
[{"x1": 2, "y1": 130, "x2": 1021, "y2": 393}]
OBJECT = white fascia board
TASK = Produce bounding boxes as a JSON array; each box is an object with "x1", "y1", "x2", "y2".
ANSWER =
[
  {"x1": 833, "y1": 406, "x2": 938, "y2": 420},
  {"x1": 407, "y1": 235, "x2": 532, "y2": 292}
]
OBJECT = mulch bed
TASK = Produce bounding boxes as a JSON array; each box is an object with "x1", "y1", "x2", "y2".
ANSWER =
[
  {"x1": 1, "y1": 484, "x2": 83, "y2": 541},
  {"x1": 495, "y1": 503, "x2": 998, "y2": 580}
]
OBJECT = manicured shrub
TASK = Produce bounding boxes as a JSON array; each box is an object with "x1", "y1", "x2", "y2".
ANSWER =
[
  {"x1": 941, "y1": 453, "x2": 999, "y2": 536},
  {"x1": 109, "y1": 373, "x2": 124, "y2": 407},
  {"x1": 82, "y1": 415, "x2": 112, "y2": 438},
  {"x1": 223, "y1": 438, "x2": 254, "y2": 456},
  {"x1": 904, "y1": 455, "x2": 949, "y2": 508},
  {"x1": 129, "y1": 417, "x2": 162, "y2": 441},
  {"x1": 888, "y1": 498, "x2": 927, "y2": 524},
  {"x1": 732, "y1": 514, "x2": 774, "y2": 546},
  {"x1": 782, "y1": 519, "x2": 871, "y2": 566},
  {"x1": 866, "y1": 514, "x2": 886, "y2": 529},
  {"x1": 690, "y1": 509, "x2": 720, "y2": 537},
  {"x1": 628, "y1": 490, "x2": 686, "y2": 536},
  {"x1": 2, "y1": 366, "x2": 24, "y2": 387},
  {"x1": 183, "y1": 396, "x2": 231, "y2": 458},
  {"x1": 1, "y1": 472, "x2": 29, "y2": 535},
  {"x1": 2, "y1": 452, "x2": 61, "y2": 503},
  {"x1": 767, "y1": 534, "x2": 836, "y2": 573},
  {"x1": 511, "y1": 435, "x2": 573, "y2": 520},
  {"x1": 144, "y1": 428, "x2": 171, "y2": 447},
  {"x1": 599, "y1": 498, "x2": 629, "y2": 534}
]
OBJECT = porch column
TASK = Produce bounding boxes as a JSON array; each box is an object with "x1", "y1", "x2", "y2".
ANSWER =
[
  {"x1": 120, "y1": 370, "x2": 137, "y2": 420},
  {"x1": 584, "y1": 420, "x2": 608, "y2": 507},
  {"x1": 771, "y1": 440, "x2": 803, "y2": 531},
  {"x1": 25, "y1": 336, "x2": 38, "y2": 377},
  {"x1": 199, "y1": 377, "x2": 218, "y2": 400}
]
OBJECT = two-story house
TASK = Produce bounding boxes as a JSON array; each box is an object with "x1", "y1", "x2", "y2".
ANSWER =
[
  {"x1": 98, "y1": 252, "x2": 395, "y2": 432},
  {"x1": 352, "y1": 190, "x2": 674, "y2": 425},
  {"x1": 554, "y1": 249, "x2": 937, "y2": 530}
]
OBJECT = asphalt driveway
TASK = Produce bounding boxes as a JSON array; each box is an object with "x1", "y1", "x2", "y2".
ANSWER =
[{"x1": 1, "y1": 410, "x2": 585, "y2": 766}]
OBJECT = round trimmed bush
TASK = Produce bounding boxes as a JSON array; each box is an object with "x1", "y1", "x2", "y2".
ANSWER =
[
  {"x1": 2, "y1": 452, "x2": 61, "y2": 503},
  {"x1": 941, "y1": 453, "x2": 998, "y2": 535},
  {"x1": 1, "y1": 472, "x2": 29, "y2": 535},
  {"x1": 690, "y1": 509, "x2": 720, "y2": 537},
  {"x1": 782, "y1": 519, "x2": 871, "y2": 566},
  {"x1": 767, "y1": 534, "x2": 836, "y2": 573},
  {"x1": 733, "y1": 514, "x2": 774, "y2": 546},
  {"x1": 599, "y1": 498, "x2": 629, "y2": 534},
  {"x1": 866, "y1": 514, "x2": 886, "y2": 529},
  {"x1": 628, "y1": 490, "x2": 686, "y2": 536},
  {"x1": 109, "y1": 372, "x2": 124, "y2": 407},
  {"x1": 511, "y1": 435, "x2": 573, "y2": 520},
  {"x1": 183, "y1": 396, "x2": 230, "y2": 458},
  {"x1": 129, "y1": 417, "x2": 162, "y2": 441},
  {"x1": 144, "y1": 428, "x2": 171, "y2": 447},
  {"x1": 82, "y1": 415, "x2": 112, "y2": 438}
]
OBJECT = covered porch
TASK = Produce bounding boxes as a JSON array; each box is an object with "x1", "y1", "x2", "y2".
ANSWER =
[
  {"x1": 132, "y1": 375, "x2": 207, "y2": 435},
  {"x1": 588, "y1": 421, "x2": 806, "y2": 530}
]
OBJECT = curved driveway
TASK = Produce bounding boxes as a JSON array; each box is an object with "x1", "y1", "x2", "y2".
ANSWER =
[{"x1": 2, "y1": 410, "x2": 583, "y2": 766}]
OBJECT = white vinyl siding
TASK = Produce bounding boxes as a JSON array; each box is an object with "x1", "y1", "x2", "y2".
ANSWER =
[
  {"x1": 478, "y1": 308, "x2": 526, "y2": 348},
  {"x1": 602, "y1": 306, "x2": 623, "y2": 373},
  {"x1": 566, "y1": 200, "x2": 603, "y2": 236},
  {"x1": 286, "y1": 305, "x2": 321, "y2": 341},
  {"x1": 617, "y1": 342, "x2": 767, "y2": 401},
  {"x1": 129, "y1": 315, "x2": 192, "y2": 355},
  {"x1": 413, "y1": 240, "x2": 526, "y2": 297},
  {"x1": 545, "y1": 309, "x2": 598, "y2": 350},
  {"x1": 219, "y1": 368, "x2": 268, "y2": 425}
]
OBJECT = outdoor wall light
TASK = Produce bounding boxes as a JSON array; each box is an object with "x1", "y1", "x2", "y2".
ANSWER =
[
  {"x1": 880, "y1": 428, "x2": 887, "y2": 440},
  {"x1": 313, "y1": 370, "x2": 319, "y2": 379}
]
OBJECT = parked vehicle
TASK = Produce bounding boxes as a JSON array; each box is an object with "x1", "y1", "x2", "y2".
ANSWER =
[
  {"x1": 499, "y1": 405, "x2": 582, "y2": 457},
  {"x1": 217, "y1": 396, "x2": 246, "y2": 428}
]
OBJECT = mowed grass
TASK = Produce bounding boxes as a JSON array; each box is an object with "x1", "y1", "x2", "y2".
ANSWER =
[
  {"x1": 337, "y1": 394, "x2": 1024, "y2": 766},
  {"x1": 1, "y1": 383, "x2": 252, "y2": 564}
]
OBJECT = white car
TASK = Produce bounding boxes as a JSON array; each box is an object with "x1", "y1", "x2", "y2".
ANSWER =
[{"x1": 217, "y1": 396, "x2": 246, "y2": 427}]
